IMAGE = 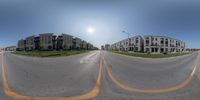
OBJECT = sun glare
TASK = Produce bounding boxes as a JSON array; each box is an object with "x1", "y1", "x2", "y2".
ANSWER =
[{"x1": 87, "y1": 27, "x2": 95, "y2": 33}]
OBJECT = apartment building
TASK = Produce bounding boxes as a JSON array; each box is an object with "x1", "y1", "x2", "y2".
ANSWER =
[
  {"x1": 5, "y1": 46, "x2": 16, "y2": 51},
  {"x1": 111, "y1": 36, "x2": 143, "y2": 52},
  {"x1": 121, "y1": 39, "x2": 128, "y2": 51},
  {"x1": 87, "y1": 43, "x2": 94, "y2": 50},
  {"x1": 105, "y1": 44, "x2": 110, "y2": 50},
  {"x1": 34, "y1": 36, "x2": 40, "y2": 50},
  {"x1": 110, "y1": 35, "x2": 185, "y2": 54},
  {"x1": 73, "y1": 37, "x2": 82, "y2": 49},
  {"x1": 111, "y1": 42, "x2": 121, "y2": 51},
  {"x1": 57, "y1": 33, "x2": 73, "y2": 50},
  {"x1": 17, "y1": 33, "x2": 97, "y2": 51},
  {"x1": 62, "y1": 33, "x2": 73, "y2": 49},
  {"x1": 26, "y1": 35, "x2": 35, "y2": 50},
  {"x1": 81, "y1": 41, "x2": 87, "y2": 50},
  {"x1": 129, "y1": 36, "x2": 143, "y2": 52},
  {"x1": 39, "y1": 33, "x2": 56, "y2": 50},
  {"x1": 144, "y1": 35, "x2": 185, "y2": 54},
  {"x1": 17, "y1": 39, "x2": 26, "y2": 50}
]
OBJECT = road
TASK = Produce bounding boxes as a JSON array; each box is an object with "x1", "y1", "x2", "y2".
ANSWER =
[{"x1": 0, "y1": 50, "x2": 200, "y2": 100}]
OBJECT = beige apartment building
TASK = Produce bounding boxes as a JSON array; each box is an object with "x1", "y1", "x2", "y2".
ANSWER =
[
  {"x1": 39, "y1": 33, "x2": 56, "y2": 50},
  {"x1": 144, "y1": 35, "x2": 185, "y2": 54}
]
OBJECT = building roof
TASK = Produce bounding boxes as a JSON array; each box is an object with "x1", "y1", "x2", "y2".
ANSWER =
[
  {"x1": 39, "y1": 33, "x2": 54, "y2": 36},
  {"x1": 61, "y1": 33, "x2": 73, "y2": 37},
  {"x1": 144, "y1": 35, "x2": 184, "y2": 42}
]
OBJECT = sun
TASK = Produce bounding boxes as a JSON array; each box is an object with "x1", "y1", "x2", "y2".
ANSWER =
[{"x1": 87, "y1": 27, "x2": 95, "y2": 33}]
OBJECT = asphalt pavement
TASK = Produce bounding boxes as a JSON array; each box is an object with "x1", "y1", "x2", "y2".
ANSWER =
[{"x1": 0, "y1": 50, "x2": 200, "y2": 100}]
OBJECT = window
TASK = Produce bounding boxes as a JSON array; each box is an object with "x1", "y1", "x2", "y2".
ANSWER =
[
  {"x1": 151, "y1": 48, "x2": 154, "y2": 52},
  {"x1": 155, "y1": 48, "x2": 158, "y2": 52},
  {"x1": 161, "y1": 48, "x2": 164, "y2": 53}
]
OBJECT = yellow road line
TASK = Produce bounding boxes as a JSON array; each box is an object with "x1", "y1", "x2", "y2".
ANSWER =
[
  {"x1": 1, "y1": 53, "x2": 102, "y2": 100},
  {"x1": 103, "y1": 56, "x2": 197, "y2": 93}
]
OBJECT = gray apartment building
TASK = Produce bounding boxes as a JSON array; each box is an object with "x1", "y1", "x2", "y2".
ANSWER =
[
  {"x1": 110, "y1": 35, "x2": 185, "y2": 54},
  {"x1": 73, "y1": 37, "x2": 82, "y2": 49},
  {"x1": 62, "y1": 33, "x2": 73, "y2": 49},
  {"x1": 56, "y1": 33, "x2": 73, "y2": 50},
  {"x1": 105, "y1": 44, "x2": 110, "y2": 50},
  {"x1": 144, "y1": 35, "x2": 185, "y2": 54}
]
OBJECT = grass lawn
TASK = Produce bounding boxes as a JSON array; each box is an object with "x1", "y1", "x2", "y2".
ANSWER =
[
  {"x1": 13, "y1": 50, "x2": 89, "y2": 57},
  {"x1": 112, "y1": 51, "x2": 191, "y2": 58}
]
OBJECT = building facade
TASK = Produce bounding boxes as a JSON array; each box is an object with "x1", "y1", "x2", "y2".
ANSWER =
[
  {"x1": 17, "y1": 33, "x2": 96, "y2": 51},
  {"x1": 144, "y1": 35, "x2": 185, "y2": 54},
  {"x1": 81, "y1": 41, "x2": 87, "y2": 50},
  {"x1": 110, "y1": 35, "x2": 144, "y2": 52},
  {"x1": 17, "y1": 39, "x2": 26, "y2": 51},
  {"x1": 62, "y1": 33, "x2": 73, "y2": 49},
  {"x1": 110, "y1": 35, "x2": 185, "y2": 54},
  {"x1": 5, "y1": 46, "x2": 16, "y2": 51},
  {"x1": 39, "y1": 33, "x2": 56, "y2": 50},
  {"x1": 87, "y1": 43, "x2": 94, "y2": 50},
  {"x1": 129, "y1": 36, "x2": 143, "y2": 52},
  {"x1": 105, "y1": 44, "x2": 110, "y2": 50},
  {"x1": 73, "y1": 37, "x2": 82, "y2": 49},
  {"x1": 25, "y1": 35, "x2": 35, "y2": 50}
]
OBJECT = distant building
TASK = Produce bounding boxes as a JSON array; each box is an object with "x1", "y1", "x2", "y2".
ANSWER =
[
  {"x1": 186, "y1": 48, "x2": 200, "y2": 52},
  {"x1": 87, "y1": 43, "x2": 93, "y2": 50},
  {"x1": 105, "y1": 44, "x2": 110, "y2": 50},
  {"x1": 17, "y1": 39, "x2": 26, "y2": 51},
  {"x1": 81, "y1": 40, "x2": 87, "y2": 50},
  {"x1": 25, "y1": 35, "x2": 35, "y2": 50},
  {"x1": 5, "y1": 46, "x2": 16, "y2": 51},
  {"x1": 73, "y1": 37, "x2": 82, "y2": 49},
  {"x1": 101, "y1": 45, "x2": 104, "y2": 50}
]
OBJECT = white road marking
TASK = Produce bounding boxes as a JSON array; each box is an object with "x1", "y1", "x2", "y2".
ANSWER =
[{"x1": 80, "y1": 51, "x2": 99, "y2": 64}]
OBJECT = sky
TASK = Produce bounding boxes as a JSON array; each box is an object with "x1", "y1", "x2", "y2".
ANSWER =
[{"x1": 0, "y1": 0, "x2": 200, "y2": 48}]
